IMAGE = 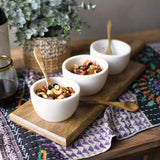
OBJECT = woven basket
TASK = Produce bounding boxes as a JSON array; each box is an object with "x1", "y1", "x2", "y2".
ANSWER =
[{"x1": 23, "y1": 37, "x2": 71, "y2": 74}]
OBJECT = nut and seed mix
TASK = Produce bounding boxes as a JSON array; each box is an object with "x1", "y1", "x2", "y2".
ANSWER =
[
  {"x1": 71, "y1": 59, "x2": 103, "y2": 75},
  {"x1": 35, "y1": 83, "x2": 75, "y2": 100}
]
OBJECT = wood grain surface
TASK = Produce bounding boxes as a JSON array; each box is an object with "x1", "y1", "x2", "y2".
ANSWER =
[{"x1": 9, "y1": 60, "x2": 145, "y2": 146}]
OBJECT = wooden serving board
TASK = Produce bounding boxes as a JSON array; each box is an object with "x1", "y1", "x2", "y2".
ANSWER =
[{"x1": 9, "y1": 60, "x2": 145, "y2": 147}]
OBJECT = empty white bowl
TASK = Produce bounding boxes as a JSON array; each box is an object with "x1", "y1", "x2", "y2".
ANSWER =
[
  {"x1": 30, "y1": 77, "x2": 80, "y2": 122},
  {"x1": 62, "y1": 54, "x2": 109, "y2": 95},
  {"x1": 90, "y1": 39, "x2": 131, "y2": 75}
]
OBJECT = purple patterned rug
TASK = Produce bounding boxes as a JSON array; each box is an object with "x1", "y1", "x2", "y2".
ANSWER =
[{"x1": 33, "y1": 89, "x2": 151, "y2": 159}]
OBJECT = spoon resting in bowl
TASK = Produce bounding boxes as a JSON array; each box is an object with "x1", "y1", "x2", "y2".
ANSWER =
[
  {"x1": 33, "y1": 47, "x2": 53, "y2": 87},
  {"x1": 106, "y1": 19, "x2": 112, "y2": 55}
]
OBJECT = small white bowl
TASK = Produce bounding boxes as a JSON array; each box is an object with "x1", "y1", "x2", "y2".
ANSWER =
[
  {"x1": 90, "y1": 39, "x2": 131, "y2": 75},
  {"x1": 62, "y1": 54, "x2": 109, "y2": 95},
  {"x1": 30, "y1": 77, "x2": 80, "y2": 122}
]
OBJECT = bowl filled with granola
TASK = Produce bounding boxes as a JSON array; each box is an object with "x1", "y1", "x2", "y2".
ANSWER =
[
  {"x1": 30, "y1": 77, "x2": 80, "y2": 122},
  {"x1": 62, "y1": 54, "x2": 109, "y2": 95}
]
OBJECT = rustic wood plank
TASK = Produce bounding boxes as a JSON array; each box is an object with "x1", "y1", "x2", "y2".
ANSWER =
[{"x1": 9, "y1": 101, "x2": 104, "y2": 146}]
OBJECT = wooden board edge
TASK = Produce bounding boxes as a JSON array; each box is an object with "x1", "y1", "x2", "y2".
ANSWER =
[
  {"x1": 66, "y1": 104, "x2": 105, "y2": 146},
  {"x1": 8, "y1": 113, "x2": 67, "y2": 147},
  {"x1": 109, "y1": 61, "x2": 146, "y2": 100}
]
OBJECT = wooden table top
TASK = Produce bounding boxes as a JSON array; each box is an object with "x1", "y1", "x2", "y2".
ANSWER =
[{"x1": 10, "y1": 29, "x2": 160, "y2": 160}]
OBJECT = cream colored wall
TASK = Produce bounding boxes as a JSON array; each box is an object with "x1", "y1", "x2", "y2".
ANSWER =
[{"x1": 9, "y1": 0, "x2": 160, "y2": 48}]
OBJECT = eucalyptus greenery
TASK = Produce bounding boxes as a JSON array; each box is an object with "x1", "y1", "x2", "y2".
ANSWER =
[{"x1": 0, "y1": 0, "x2": 96, "y2": 46}]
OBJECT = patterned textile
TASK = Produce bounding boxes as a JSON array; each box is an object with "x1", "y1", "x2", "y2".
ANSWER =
[
  {"x1": 0, "y1": 73, "x2": 64, "y2": 160},
  {"x1": 35, "y1": 91, "x2": 152, "y2": 159},
  {"x1": 0, "y1": 112, "x2": 23, "y2": 160},
  {"x1": 130, "y1": 46, "x2": 160, "y2": 125},
  {"x1": 0, "y1": 74, "x2": 42, "y2": 160},
  {"x1": 148, "y1": 42, "x2": 160, "y2": 53},
  {"x1": 0, "y1": 45, "x2": 160, "y2": 160}
]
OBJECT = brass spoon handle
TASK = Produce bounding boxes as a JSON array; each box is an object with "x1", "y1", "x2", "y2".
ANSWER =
[
  {"x1": 106, "y1": 19, "x2": 112, "y2": 55},
  {"x1": 81, "y1": 100, "x2": 139, "y2": 112},
  {"x1": 102, "y1": 101, "x2": 139, "y2": 112},
  {"x1": 33, "y1": 47, "x2": 52, "y2": 87}
]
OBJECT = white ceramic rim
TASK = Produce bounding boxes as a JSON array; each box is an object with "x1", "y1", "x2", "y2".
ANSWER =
[
  {"x1": 90, "y1": 39, "x2": 131, "y2": 57},
  {"x1": 30, "y1": 77, "x2": 80, "y2": 102},
  {"x1": 62, "y1": 54, "x2": 109, "y2": 78}
]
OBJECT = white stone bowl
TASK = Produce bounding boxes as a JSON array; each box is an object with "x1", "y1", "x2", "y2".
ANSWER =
[
  {"x1": 62, "y1": 54, "x2": 109, "y2": 95},
  {"x1": 30, "y1": 77, "x2": 80, "y2": 122},
  {"x1": 90, "y1": 39, "x2": 131, "y2": 75}
]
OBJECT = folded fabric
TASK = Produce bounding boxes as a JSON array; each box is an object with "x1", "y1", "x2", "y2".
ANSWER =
[{"x1": 35, "y1": 90, "x2": 151, "y2": 159}]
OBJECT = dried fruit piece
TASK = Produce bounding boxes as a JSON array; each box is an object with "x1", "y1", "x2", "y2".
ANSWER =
[
  {"x1": 41, "y1": 86, "x2": 47, "y2": 93},
  {"x1": 71, "y1": 60, "x2": 103, "y2": 75},
  {"x1": 35, "y1": 83, "x2": 75, "y2": 100}
]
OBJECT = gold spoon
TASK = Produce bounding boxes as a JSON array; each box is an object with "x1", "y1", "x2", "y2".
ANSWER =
[
  {"x1": 106, "y1": 19, "x2": 112, "y2": 55},
  {"x1": 101, "y1": 101, "x2": 139, "y2": 112},
  {"x1": 81, "y1": 100, "x2": 139, "y2": 112},
  {"x1": 33, "y1": 47, "x2": 52, "y2": 87}
]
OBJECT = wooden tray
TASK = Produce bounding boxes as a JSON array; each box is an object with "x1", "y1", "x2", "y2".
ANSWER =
[{"x1": 9, "y1": 60, "x2": 145, "y2": 146}]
